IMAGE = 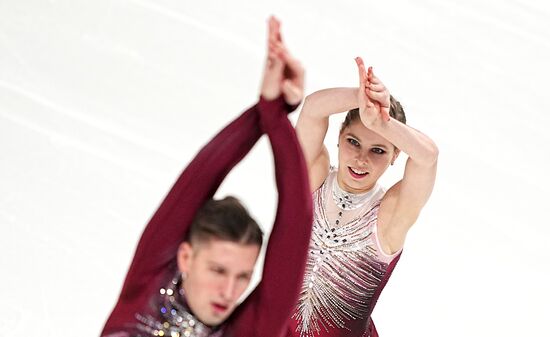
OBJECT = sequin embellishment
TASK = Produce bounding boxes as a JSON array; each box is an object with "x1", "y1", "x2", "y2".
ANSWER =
[
  {"x1": 135, "y1": 274, "x2": 224, "y2": 337},
  {"x1": 292, "y1": 175, "x2": 389, "y2": 337}
]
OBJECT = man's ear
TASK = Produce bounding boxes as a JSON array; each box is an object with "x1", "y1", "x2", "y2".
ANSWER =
[{"x1": 177, "y1": 241, "x2": 193, "y2": 274}]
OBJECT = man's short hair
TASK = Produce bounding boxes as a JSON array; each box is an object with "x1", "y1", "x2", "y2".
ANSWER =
[{"x1": 187, "y1": 196, "x2": 263, "y2": 247}]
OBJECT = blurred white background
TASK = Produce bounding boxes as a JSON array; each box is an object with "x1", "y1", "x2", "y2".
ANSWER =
[{"x1": 1, "y1": 0, "x2": 549, "y2": 336}]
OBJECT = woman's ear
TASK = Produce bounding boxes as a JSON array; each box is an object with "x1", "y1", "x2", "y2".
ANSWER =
[{"x1": 391, "y1": 148, "x2": 401, "y2": 165}]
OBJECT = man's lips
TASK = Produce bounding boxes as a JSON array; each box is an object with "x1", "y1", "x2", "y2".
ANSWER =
[{"x1": 211, "y1": 303, "x2": 229, "y2": 313}]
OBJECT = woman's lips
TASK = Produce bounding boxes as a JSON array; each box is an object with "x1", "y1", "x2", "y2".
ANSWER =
[{"x1": 348, "y1": 167, "x2": 369, "y2": 179}]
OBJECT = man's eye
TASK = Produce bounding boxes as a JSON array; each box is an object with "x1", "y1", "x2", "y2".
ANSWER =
[
  {"x1": 238, "y1": 274, "x2": 251, "y2": 281},
  {"x1": 211, "y1": 267, "x2": 225, "y2": 275}
]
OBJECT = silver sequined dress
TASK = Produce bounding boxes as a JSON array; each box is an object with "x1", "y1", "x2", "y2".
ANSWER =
[{"x1": 289, "y1": 168, "x2": 402, "y2": 337}]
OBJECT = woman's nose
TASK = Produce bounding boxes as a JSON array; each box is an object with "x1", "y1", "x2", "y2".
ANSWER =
[{"x1": 355, "y1": 151, "x2": 369, "y2": 165}]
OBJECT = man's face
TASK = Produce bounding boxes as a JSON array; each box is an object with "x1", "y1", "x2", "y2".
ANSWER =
[{"x1": 177, "y1": 239, "x2": 260, "y2": 326}]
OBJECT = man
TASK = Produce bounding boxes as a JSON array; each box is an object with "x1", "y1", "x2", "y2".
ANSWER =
[{"x1": 101, "y1": 17, "x2": 312, "y2": 337}]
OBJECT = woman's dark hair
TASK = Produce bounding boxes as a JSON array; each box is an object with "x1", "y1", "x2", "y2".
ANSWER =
[
  {"x1": 187, "y1": 196, "x2": 263, "y2": 247},
  {"x1": 340, "y1": 95, "x2": 406, "y2": 133}
]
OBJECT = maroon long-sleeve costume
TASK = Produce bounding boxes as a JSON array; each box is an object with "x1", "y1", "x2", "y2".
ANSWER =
[{"x1": 101, "y1": 97, "x2": 313, "y2": 337}]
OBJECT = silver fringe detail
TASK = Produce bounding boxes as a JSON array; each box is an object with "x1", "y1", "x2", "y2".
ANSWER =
[{"x1": 292, "y1": 175, "x2": 389, "y2": 337}]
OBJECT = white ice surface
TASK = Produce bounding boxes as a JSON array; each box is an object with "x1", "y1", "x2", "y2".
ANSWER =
[{"x1": 1, "y1": 0, "x2": 549, "y2": 336}]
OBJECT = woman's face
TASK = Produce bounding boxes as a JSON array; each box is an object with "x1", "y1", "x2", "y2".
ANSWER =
[{"x1": 337, "y1": 121, "x2": 398, "y2": 193}]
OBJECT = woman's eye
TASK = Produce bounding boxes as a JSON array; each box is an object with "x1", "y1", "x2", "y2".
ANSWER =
[
  {"x1": 371, "y1": 148, "x2": 386, "y2": 155},
  {"x1": 347, "y1": 138, "x2": 360, "y2": 147}
]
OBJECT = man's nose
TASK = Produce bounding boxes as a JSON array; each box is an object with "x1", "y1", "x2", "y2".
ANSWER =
[{"x1": 220, "y1": 277, "x2": 237, "y2": 302}]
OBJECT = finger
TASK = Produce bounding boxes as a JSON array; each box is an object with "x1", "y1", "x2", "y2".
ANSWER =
[
  {"x1": 269, "y1": 41, "x2": 285, "y2": 57},
  {"x1": 267, "y1": 17, "x2": 278, "y2": 61},
  {"x1": 269, "y1": 15, "x2": 282, "y2": 43},
  {"x1": 368, "y1": 68, "x2": 385, "y2": 86},
  {"x1": 266, "y1": 52, "x2": 284, "y2": 71},
  {"x1": 363, "y1": 87, "x2": 375, "y2": 107},
  {"x1": 276, "y1": 19, "x2": 283, "y2": 43},
  {"x1": 269, "y1": 32, "x2": 283, "y2": 44},
  {"x1": 267, "y1": 16, "x2": 276, "y2": 41},
  {"x1": 271, "y1": 56, "x2": 285, "y2": 71},
  {"x1": 366, "y1": 88, "x2": 391, "y2": 121},
  {"x1": 381, "y1": 107, "x2": 391, "y2": 122},
  {"x1": 366, "y1": 89, "x2": 390, "y2": 107},
  {"x1": 267, "y1": 42, "x2": 284, "y2": 60},
  {"x1": 271, "y1": 41, "x2": 287, "y2": 54},
  {"x1": 356, "y1": 57, "x2": 373, "y2": 111},
  {"x1": 366, "y1": 82, "x2": 386, "y2": 92},
  {"x1": 355, "y1": 57, "x2": 368, "y2": 89},
  {"x1": 269, "y1": 15, "x2": 280, "y2": 28}
]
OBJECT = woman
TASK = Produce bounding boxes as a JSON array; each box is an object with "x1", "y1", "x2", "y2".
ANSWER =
[
  {"x1": 101, "y1": 17, "x2": 312, "y2": 337},
  {"x1": 289, "y1": 58, "x2": 439, "y2": 337}
]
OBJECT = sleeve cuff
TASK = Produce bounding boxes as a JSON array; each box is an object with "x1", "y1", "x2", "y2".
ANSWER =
[{"x1": 258, "y1": 95, "x2": 301, "y2": 114}]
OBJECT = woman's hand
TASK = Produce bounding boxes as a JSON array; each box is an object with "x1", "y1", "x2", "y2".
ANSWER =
[
  {"x1": 355, "y1": 56, "x2": 390, "y2": 126},
  {"x1": 260, "y1": 16, "x2": 304, "y2": 105}
]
